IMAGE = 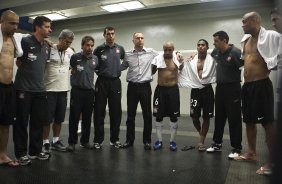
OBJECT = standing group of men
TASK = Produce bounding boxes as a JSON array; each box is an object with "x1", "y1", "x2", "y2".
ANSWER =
[{"x1": 0, "y1": 8, "x2": 281, "y2": 180}]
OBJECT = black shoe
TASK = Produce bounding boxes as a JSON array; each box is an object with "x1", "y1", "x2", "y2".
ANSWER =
[
  {"x1": 51, "y1": 140, "x2": 67, "y2": 152},
  {"x1": 110, "y1": 141, "x2": 122, "y2": 149},
  {"x1": 42, "y1": 143, "x2": 51, "y2": 154},
  {"x1": 29, "y1": 152, "x2": 50, "y2": 160},
  {"x1": 66, "y1": 144, "x2": 75, "y2": 152},
  {"x1": 144, "y1": 143, "x2": 151, "y2": 150},
  {"x1": 93, "y1": 142, "x2": 102, "y2": 150},
  {"x1": 17, "y1": 155, "x2": 32, "y2": 166},
  {"x1": 80, "y1": 143, "x2": 94, "y2": 149},
  {"x1": 122, "y1": 141, "x2": 133, "y2": 149}
]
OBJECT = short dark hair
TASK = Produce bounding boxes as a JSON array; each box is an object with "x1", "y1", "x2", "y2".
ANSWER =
[
  {"x1": 198, "y1": 39, "x2": 209, "y2": 47},
  {"x1": 81, "y1": 36, "x2": 94, "y2": 46},
  {"x1": 103, "y1": 26, "x2": 115, "y2": 35},
  {"x1": 33, "y1": 16, "x2": 51, "y2": 32},
  {"x1": 271, "y1": 7, "x2": 280, "y2": 15},
  {"x1": 213, "y1": 31, "x2": 229, "y2": 43}
]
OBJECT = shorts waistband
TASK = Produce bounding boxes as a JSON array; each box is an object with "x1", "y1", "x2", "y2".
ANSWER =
[
  {"x1": 0, "y1": 82, "x2": 13, "y2": 88},
  {"x1": 244, "y1": 77, "x2": 271, "y2": 84}
]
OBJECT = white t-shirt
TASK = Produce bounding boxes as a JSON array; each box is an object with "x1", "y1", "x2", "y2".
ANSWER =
[{"x1": 44, "y1": 45, "x2": 74, "y2": 91}]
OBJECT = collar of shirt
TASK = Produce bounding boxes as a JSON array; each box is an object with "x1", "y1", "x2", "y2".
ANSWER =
[{"x1": 132, "y1": 47, "x2": 147, "y2": 53}]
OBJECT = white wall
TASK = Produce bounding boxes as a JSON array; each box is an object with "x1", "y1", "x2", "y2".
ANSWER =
[{"x1": 45, "y1": 0, "x2": 276, "y2": 115}]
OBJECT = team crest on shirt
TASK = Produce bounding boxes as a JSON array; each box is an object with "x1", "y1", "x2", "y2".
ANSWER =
[
  {"x1": 116, "y1": 48, "x2": 120, "y2": 54},
  {"x1": 101, "y1": 54, "x2": 107, "y2": 61},
  {"x1": 92, "y1": 59, "x2": 96, "y2": 65},
  {"x1": 226, "y1": 54, "x2": 232, "y2": 62}
]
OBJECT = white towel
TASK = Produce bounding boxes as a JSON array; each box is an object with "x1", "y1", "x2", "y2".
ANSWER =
[
  {"x1": 0, "y1": 24, "x2": 28, "y2": 58},
  {"x1": 152, "y1": 53, "x2": 181, "y2": 68},
  {"x1": 241, "y1": 27, "x2": 282, "y2": 70},
  {"x1": 178, "y1": 54, "x2": 216, "y2": 89}
]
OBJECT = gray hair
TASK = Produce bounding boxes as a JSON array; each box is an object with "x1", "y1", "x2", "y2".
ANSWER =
[{"x1": 58, "y1": 29, "x2": 74, "y2": 40}]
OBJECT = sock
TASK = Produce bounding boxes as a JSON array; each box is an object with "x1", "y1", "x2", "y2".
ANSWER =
[
  {"x1": 43, "y1": 139, "x2": 49, "y2": 145},
  {"x1": 170, "y1": 122, "x2": 178, "y2": 142},
  {"x1": 53, "y1": 137, "x2": 59, "y2": 143},
  {"x1": 155, "y1": 121, "x2": 163, "y2": 142}
]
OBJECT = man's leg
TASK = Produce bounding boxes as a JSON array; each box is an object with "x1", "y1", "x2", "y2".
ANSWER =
[
  {"x1": 124, "y1": 83, "x2": 139, "y2": 146},
  {"x1": 199, "y1": 118, "x2": 210, "y2": 146},
  {"x1": 108, "y1": 79, "x2": 122, "y2": 147},
  {"x1": 139, "y1": 83, "x2": 152, "y2": 146},
  {"x1": 245, "y1": 123, "x2": 257, "y2": 157},
  {"x1": 256, "y1": 122, "x2": 275, "y2": 174}
]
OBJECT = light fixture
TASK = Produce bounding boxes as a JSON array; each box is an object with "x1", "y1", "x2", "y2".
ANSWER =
[
  {"x1": 29, "y1": 12, "x2": 67, "y2": 21},
  {"x1": 101, "y1": 1, "x2": 145, "y2": 13}
]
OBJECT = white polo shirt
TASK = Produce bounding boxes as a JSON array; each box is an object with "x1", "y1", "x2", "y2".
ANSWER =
[{"x1": 44, "y1": 44, "x2": 74, "y2": 91}]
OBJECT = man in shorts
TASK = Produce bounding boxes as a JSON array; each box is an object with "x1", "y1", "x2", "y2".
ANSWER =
[
  {"x1": 188, "y1": 39, "x2": 216, "y2": 151},
  {"x1": 152, "y1": 41, "x2": 183, "y2": 151},
  {"x1": 235, "y1": 11, "x2": 280, "y2": 175},
  {"x1": 0, "y1": 10, "x2": 22, "y2": 167},
  {"x1": 42, "y1": 29, "x2": 75, "y2": 153}
]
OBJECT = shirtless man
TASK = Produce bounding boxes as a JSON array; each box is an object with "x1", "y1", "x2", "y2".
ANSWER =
[
  {"x1": 235, "y1": 12, "x2": 280, "y2": 175},
  {"x1": 189, "y1": 39, "x2": 216, "y2": 151},
  {"x1": 151, "y1": 41, "x2": 183, "y2": 151},
  {"x1": 0, "y1": 10, "x2": 21, "y2": 167}
]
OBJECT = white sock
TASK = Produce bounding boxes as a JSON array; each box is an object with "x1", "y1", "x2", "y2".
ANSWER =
[
  {"x1": 155, "y1": 121, "x2": 163, "y2": 142},
  {"x1": 43, "y1": 139, "x2": 49, "y2": 144},
  {"x1": 53, "y1": 137, "x2": 59, "y2": 143},
  {"x1": 170, "y1": 122, "x2": 178, "y2": 142}
]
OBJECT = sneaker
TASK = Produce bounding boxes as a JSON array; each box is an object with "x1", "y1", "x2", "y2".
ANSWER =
[
  {"x1": 66, "y1": 144, "x2": 75, "y2": 152},
  {"x1": 206, "y1": 143, "x2": 222, "y2": 153},
  {"x1": 153, "y1": 141, "x2": 163, "y2": 150},
  {"x1": 42, "y1": 143, "x2": 51, "y2": 154},
  {"x1": 80, "y1": 143, "x2": 94, "y2": 149},
  {"x1": 110, "y1": 141, "x2": 122, "y2": 149},
  {"x1": 51, "y1": 140, "x2": 67, "y2": 152},
  {"x1": 93, "y1": 142, "x2": 102, "y2": 149},
  {"x1": 144, "y1": 143, "x2": 151, "y2": 150},
  {"x1": 169, "y1": 141, "x2": 177, "y2": 151},
  {"x1": 228, "y1": 149, "x2": 241, "y2": 159},
  {"x1": 122, "y1": 141, "x2": 133, "y2": 149},
  {"x1": 17, "y1": 155, "x2": 31, "y2": 166},
  {"x1": 29, "y1": 152, "x2": 50, "y2": 160}
]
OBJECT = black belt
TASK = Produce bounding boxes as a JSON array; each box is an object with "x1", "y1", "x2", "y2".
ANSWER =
[{"x1": 128, "y1": 81, "x2": 150, "y2": 86}]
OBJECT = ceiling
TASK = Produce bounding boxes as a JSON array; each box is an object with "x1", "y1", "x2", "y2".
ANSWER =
[{"x1": 0, "y1": 0, "x2": 222, "y2": 20}]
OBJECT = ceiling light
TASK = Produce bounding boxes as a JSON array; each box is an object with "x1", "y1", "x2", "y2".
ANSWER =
[
  {"x1": 101, "y1": 1, "x2": 145, "y2": 13},
  {"x1": 120, "y1": 1, "x2": 144, "y2": 10},
  {"x1": 101, "y1": 4, "x2": 126, "y2": 12},
  {"x1": 30, "y1": 12, "x2": 67, "y2": 21}
]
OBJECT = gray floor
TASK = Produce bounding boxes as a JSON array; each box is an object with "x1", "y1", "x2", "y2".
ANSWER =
[{"x1": 0, "y1": 111, "x2": 271, "y2": 184}]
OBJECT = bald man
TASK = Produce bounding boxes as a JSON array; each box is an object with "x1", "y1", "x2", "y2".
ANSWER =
[
  {"x1": 0, "y1": 10, "x2": 23, "y2": 167},
  {"x1": 151, "y1": 41, "x2": 183, "y2": 151},
  {"x1": 235, "y1": 11, "x2": 281, "y2": 175}
]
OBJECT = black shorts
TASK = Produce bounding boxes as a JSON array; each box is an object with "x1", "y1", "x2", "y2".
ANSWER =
[
  {"x1": 153, "y1": 85, "x2": 180, "y2": 118},
  {"x1": 47, "y1": 91, "x2": 67, "y2": 124},
  {"x1": 242, "y1": 78, "x2": 274, "y2": 124},
  {"x1": 0, "y1": 83, "x2": 16, "y2": 125},
  {"x1": 190, "y1": 85, "x2": 214, "y2": 119}
]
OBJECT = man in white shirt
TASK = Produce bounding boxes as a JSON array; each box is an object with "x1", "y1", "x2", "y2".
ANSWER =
[{"x1": 42, "y1": 29, "x2": 75, "y2": 153}]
